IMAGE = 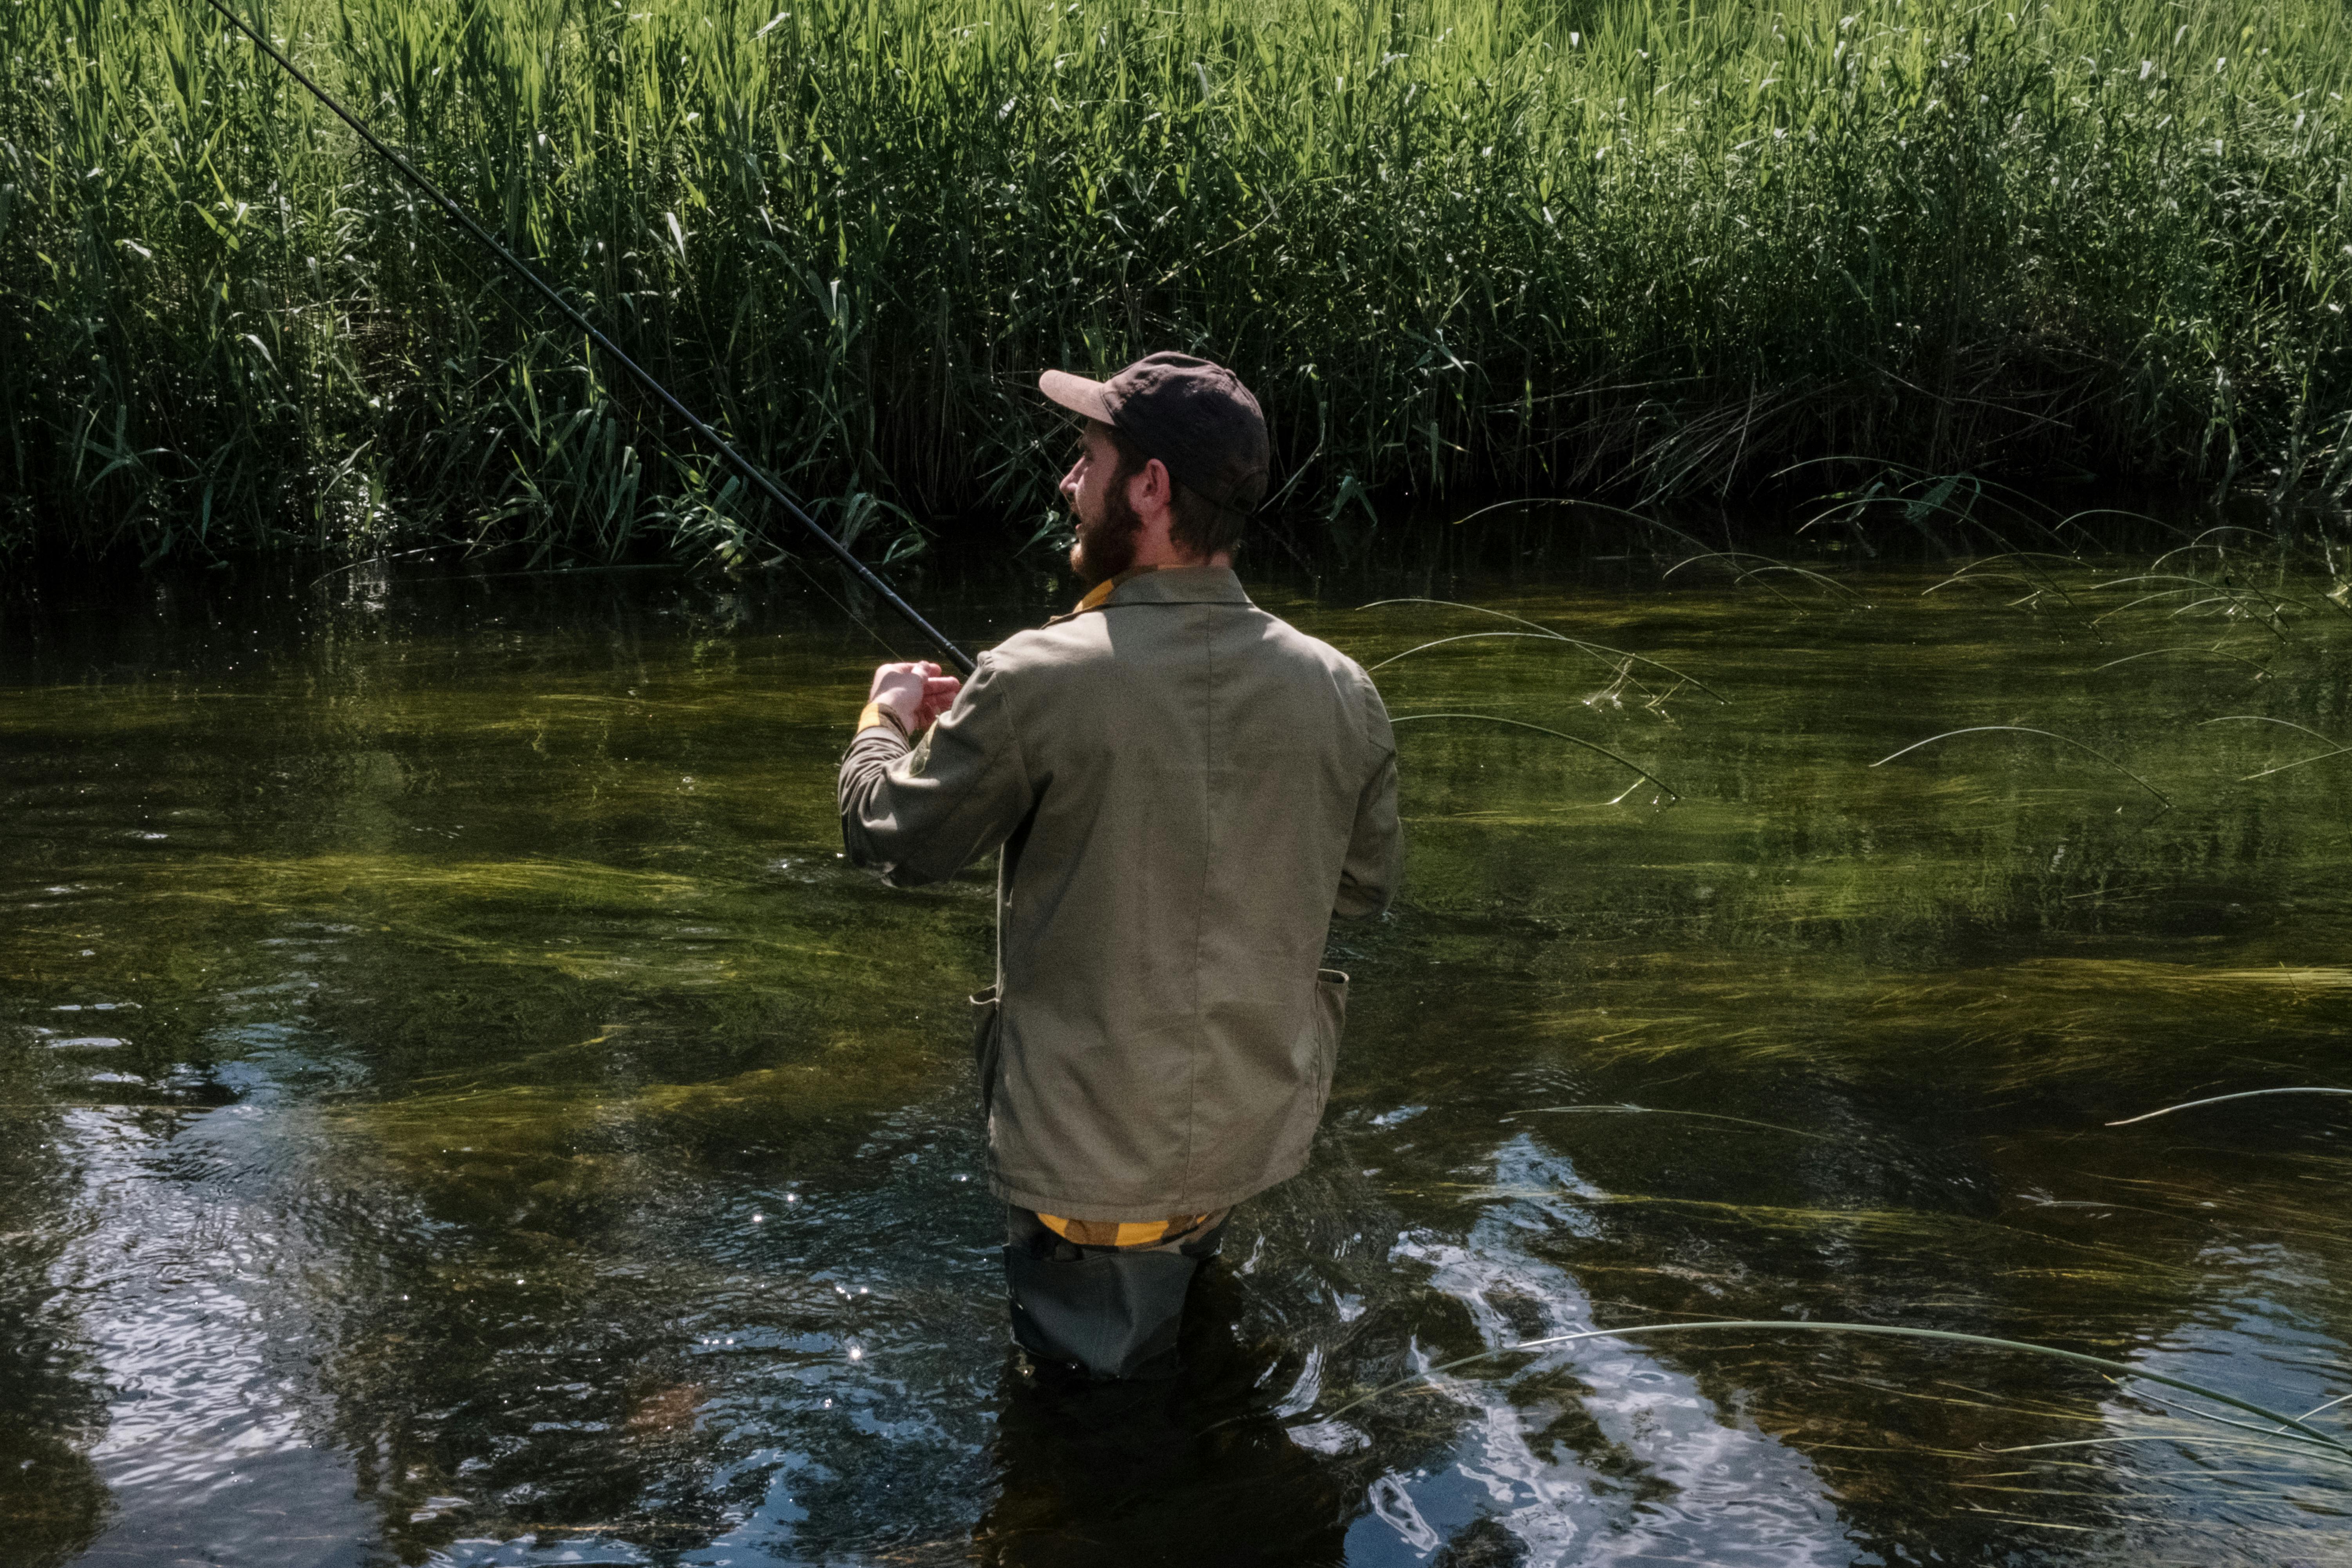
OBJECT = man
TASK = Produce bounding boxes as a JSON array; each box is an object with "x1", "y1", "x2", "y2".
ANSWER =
[{"x1": 837, "y1": 352, "x2": 1401, "y2": 1380}]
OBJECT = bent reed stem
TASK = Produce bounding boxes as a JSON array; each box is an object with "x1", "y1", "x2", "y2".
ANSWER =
[
  {"x1": 1388, "y1": 713, "x2": 1681, "y2": 802},
  {"x1": 1361, "y1": 599, "x2": 1729, "y2": 702},
  {"x1": 1871, "y1": 725, "x2": 2171, "y2": 808},
  {"x1": 2106, "y1": 1087, "x2": 2352, "y2": 1127}
]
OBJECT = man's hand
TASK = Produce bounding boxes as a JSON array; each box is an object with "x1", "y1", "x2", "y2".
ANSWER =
[{"x1": 866, "y1": 660, "x2": 962, "y2": 737}]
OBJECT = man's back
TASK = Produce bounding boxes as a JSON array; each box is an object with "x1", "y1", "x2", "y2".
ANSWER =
[{"x1": 838, "y1": 566, "x2": 1400, "y2": 1219}]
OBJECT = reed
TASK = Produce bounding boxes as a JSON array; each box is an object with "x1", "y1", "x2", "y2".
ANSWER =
[
  {"x1": 2107, "y1": 1085, "x2": 2352, "y2": 1125},
  {"x1": 5, "y1": 0, "x2": 2350, "y2": 567},
  {"x1": 1361, "y1": 597, "x2": 1730, "y2": 700},
  {"x1": 1872, "y1": 722, "x2": 2174, "y2": 806},
  {"x1": 2202, "y1": 713, "x2": 2352, "y2": 778},
  {"x1": 1388, "y1": 711, "x2": 1681, "y2": 801}
]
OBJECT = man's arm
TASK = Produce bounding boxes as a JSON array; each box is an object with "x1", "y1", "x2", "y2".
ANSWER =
[
  {"x1": 1335, "y1": 679, "x2": 1402, "y2": 919},
  {"x1": 839, "y1": 654, "x2": 1035, "y2": 886}
]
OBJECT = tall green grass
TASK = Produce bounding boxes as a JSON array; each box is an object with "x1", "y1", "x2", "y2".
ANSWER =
[{"x1": 4, "y1": 0, "x2": 2350, "y2": 567}]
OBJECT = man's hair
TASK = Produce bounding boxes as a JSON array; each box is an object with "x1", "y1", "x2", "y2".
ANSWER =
[{"x1": 1099, "y1": 422, "x2": 1247, "y2": 560}]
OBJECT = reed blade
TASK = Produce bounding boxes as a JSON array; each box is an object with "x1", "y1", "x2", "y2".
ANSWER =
[
  {"x1": 1871, "y1": 726, "x2": 2171, "y2": 808},
  {"x1": 2106, "y1": 1087, "x2": 2352, "y2": 1127},
  {"x1": 1360, "y1": 599, "x2": 1728, "y2": 702},
  {"x1": 1389, "y1": 712, "x2": 1681, "y2": 802}
]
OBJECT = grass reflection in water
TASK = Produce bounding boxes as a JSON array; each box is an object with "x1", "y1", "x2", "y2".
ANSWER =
[{"x1": 0, "y1": 555, "x2": 2347, "y2": 1566}]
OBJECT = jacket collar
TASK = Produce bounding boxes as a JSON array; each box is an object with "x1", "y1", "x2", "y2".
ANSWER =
[{"x1": 1049, "y1": 564, "x2": 1252, "y2": 624}]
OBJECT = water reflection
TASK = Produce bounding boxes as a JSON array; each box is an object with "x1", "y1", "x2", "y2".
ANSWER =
[
  {"x1": 2, "y1": 562, "x2": 2348, "y2": 1564},
  {"x1": 0, "y1": 1093, "x2": 110, "y2": 1568},
  {"x1": 1354, "y1": 1138, "x2": 1848, "y2": 1565},
  {"x1": 977, "y1": 1268, "x2": 1352, "y2": 1566}
]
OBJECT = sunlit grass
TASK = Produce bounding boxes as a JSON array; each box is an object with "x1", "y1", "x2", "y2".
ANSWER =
[{"x1": 4, "y1": 0, "x2": 2350, "y2": 564}]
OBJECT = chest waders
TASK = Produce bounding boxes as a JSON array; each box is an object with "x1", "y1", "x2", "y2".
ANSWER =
[{"x1": 1004, "y1": 1208, "x2": 1229, "y2": 1381}]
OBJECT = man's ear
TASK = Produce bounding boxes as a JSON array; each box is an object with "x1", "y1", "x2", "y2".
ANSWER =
[{"x1": 1136, "y1": 457, "x2": 1174, "y2": 514}]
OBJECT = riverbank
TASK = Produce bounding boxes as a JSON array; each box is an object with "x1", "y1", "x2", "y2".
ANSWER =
[{"x1": 5, "y1": 0, "x2": 2348, "y2": 570}]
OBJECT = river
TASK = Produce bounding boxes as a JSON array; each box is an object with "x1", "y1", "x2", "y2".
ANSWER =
[{"x1": 3, "y1": 550, "x2": 2347, "y2": 1566}]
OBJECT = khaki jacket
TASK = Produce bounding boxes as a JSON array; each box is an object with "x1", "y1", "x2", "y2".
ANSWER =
[{"x1": 838, "y1": 566, "x2": 1401, "y2": 1219}]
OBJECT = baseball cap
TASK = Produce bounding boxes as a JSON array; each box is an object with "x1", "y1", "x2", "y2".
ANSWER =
[{"x1": 1038, "y1": 352, "x2": 1270, "y2": 514}]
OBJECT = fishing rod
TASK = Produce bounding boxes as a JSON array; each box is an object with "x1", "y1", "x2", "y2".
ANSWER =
[{"x1": 199, "y1": 0, "x2": 975, "y2": 677}]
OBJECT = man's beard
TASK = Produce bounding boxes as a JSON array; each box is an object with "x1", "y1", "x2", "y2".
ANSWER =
[{"x1": 1068, "y1": 481, "x2": 1144, "y2": 586}]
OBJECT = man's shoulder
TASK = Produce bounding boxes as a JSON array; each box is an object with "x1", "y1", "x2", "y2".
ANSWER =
[
  {"x1": 981, "y1": 617, "x2": 1111, "y2": 676},
  {"x1": 981, "y1": 600, "x2": 1377, "y2": 694},
  {"x1": 1250, "y1": 611, "x2": 1372, "y2": 681}
]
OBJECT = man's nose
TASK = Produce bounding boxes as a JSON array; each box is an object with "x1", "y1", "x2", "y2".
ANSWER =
[{"x1": 1058, "y1": 461, "x2": 1082, "y2": 502}]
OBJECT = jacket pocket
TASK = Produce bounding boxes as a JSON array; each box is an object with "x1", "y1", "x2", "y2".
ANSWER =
[
  {"x1": 970, "y1": 985, "x2": 1002, "y2": 1123},
  {"x1": 1309, "y1": 968, "x2": 1349, "y2": 1114}
]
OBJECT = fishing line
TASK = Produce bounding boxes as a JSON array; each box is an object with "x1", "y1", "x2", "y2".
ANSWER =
[{"x1": 201, "y1": 0, "x2": 974, "y2": 676}]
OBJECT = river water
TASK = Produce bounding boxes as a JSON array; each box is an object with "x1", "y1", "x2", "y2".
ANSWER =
[{"x1": 3, "y1": 553, "x2": 2347, "y2": 1567}]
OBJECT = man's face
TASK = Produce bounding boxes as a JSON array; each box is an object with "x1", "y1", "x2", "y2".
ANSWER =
[{"x1": 1059, "y1": 424, "x2": 1143, "y2": 586}]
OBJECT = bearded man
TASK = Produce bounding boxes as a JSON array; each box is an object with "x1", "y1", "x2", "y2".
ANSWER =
[{"x1": 837, "y1": 352, "x2": 1401, "y2": 1380}]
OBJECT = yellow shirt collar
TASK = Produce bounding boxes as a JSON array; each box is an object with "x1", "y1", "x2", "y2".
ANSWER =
[{"x1": 1073, "y1": 563, "x2": 1159, "y2": 614}]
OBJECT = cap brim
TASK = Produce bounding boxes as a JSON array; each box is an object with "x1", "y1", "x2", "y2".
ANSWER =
[{"x1": 1038, "y1": 369, "x2": 1116, "y2": 424}]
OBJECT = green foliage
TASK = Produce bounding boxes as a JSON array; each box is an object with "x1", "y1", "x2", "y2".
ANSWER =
[{"x1": 4, "y1": 0, "x2": 2350, "y2": 566}]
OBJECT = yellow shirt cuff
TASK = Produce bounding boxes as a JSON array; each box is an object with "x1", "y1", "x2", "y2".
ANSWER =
[{"x1": 855, "y1": 700, "x2": 908, "y2": 740}]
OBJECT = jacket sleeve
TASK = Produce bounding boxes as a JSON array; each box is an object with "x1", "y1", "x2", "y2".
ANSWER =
[
  {"x1": 838, "y1": 653, "x2": 1035, "y2": 886},
  {"x1": 1334, "y1": 675, "x2": 1402, "y2": 919}
]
